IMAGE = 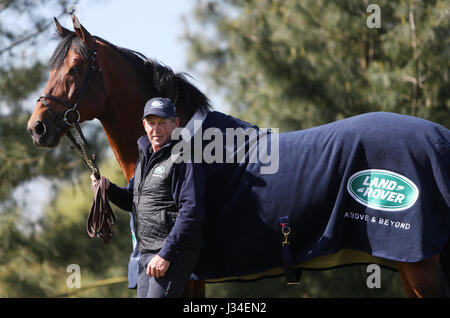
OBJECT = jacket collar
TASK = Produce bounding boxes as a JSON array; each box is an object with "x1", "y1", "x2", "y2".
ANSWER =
[
  {"x1": 137, "y1": 134, "x2": 151, "y2": 152},
  {"x1": 183, "y1": 108, "x2": 209, "y2": 142}
]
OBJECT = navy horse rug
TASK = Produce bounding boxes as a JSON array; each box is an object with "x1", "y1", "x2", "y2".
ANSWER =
[{"x1": 181, "y1": 111, "x2": 450, "y2": 282}]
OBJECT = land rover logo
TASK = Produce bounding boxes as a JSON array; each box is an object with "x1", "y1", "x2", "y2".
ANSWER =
[
  {"x1": 151, "y1": 100, "x2": 164, "y2": 108},
  {"x1": 347, "y1": 169, "x2": 419, "y2": 211},
  {"x1": 154, "y1": 166, "x2": 165, "y2": 174}
]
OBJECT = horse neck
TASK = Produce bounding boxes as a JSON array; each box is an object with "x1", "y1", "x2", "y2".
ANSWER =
[
  {"x1": 99, "y1": 102, "x2": 143, "y2": 181},
  {"x1": 97, "y1": 50, "x2": 150, "y2": 180},
  {"x1": 94, "y1": 43, "x2": 199, "y2": 180}
]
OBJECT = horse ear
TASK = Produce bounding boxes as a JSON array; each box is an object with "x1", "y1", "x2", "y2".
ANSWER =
[
  {"x1": 54, "y1": 17, "x2": 71, "y2": 38},
  {"x1": 71, "y1": 14, "x2": 95, "y2": 48}
]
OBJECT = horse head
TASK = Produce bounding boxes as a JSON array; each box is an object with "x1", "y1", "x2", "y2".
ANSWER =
[
  {"x1": 27, "y1": 16, "x2": 108, "y2": 148},
  {"x1": 27, "y1": 16, "x2": 211, "y2": 179}
]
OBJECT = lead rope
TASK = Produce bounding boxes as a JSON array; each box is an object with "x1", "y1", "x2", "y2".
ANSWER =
[
  {"x1": 65, "y1": 125, "x2": 116, "y2": 244},
  {"x1": 65, "y1": 131, "x2": 98, "y2": 175}
]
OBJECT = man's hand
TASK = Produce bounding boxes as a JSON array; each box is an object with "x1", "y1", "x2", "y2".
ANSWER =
[
  {"x1": 90, "y1": 174, "x2": 110, "y2": 193},
  {"x1": 147, "y1": 255, "x2": 170, "y2": 278}
]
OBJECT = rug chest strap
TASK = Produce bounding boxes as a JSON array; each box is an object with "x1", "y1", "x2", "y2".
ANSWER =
[{"x1": 280, "y1": 216, "x2": 302, "y2": 285}]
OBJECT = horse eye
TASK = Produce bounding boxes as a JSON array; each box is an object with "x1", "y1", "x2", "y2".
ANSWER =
[{"x1": 68, "y1": 66, "x2": 79, "y2": 76}]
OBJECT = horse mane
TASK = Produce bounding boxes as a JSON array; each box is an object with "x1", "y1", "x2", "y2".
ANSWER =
[{"x1": 49, "y1": 32, "x2": 211, "y2": 122}]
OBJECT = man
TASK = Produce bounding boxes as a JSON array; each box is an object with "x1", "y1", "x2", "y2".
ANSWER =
[{"x1": 91, "y1": 97, "x2": 205, "y2": 297}]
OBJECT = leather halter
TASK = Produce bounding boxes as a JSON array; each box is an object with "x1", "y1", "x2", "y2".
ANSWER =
[
  {"x1": 37, "y1": 40, "x2": 99, "y2": 131},
  {"x1": 37, "y1": 40, "x2": 116, "y2": 244},
  {"x1": 37, "y1": 40, "x2": 102, "y2": 176}
]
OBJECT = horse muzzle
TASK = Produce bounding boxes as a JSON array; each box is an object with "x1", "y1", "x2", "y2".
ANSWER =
[{"x1": 27, "y1": 118, "x2": 61, "y2": 148}]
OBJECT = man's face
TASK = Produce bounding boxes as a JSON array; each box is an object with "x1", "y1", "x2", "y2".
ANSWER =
[{"x1": 143, "y1": 115, "x2": 180, "y2": 152}]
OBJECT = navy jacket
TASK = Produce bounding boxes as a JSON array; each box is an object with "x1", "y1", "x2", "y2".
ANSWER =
[{"x1": 108, "y1": 135, "x2": 205, "y2": 274}]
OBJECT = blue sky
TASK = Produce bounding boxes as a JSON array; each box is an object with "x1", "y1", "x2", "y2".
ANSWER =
[
  {"x1": 52, "y1": 0, "x2": 226, "y2": 111},
  {"x1": 71, "y1": 0, "x2": 192, "y2": 72}
]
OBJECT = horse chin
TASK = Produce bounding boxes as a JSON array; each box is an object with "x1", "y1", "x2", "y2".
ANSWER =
[{"x1": 32, "y1": 133, "x2": 61, "y2": 148}]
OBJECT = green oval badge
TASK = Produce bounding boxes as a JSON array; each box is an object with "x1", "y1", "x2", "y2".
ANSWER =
[
  {"x1": 347, "y1": 169, "x2": 419, "y2": 211},
  {"x1": 154, "y1": 166, "x2": 165, "y2": 174}
]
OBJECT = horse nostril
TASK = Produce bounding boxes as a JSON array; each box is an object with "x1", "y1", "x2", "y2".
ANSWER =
[{"x1": 34, "y1": 121, "x2": 47, "y2": 136}]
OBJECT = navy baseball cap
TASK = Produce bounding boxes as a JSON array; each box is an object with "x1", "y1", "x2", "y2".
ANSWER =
[{"x1": 142, "y1": 97, "x2": 177, "y2": 120}]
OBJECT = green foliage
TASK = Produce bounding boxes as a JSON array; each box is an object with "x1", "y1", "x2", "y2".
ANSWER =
[
  {"x1": 185, "y1": 0, "x2": 449, "y2": 130},
  {"x1": 0, "y1": 159, "x2": 135, "y2": 297},
  {"x1": 0, "y1": 0, "x2": 122, "y2": 297},
  {"x1": 0, "y1": 0, "x2": 109, "y2": 202},
  {"x1": 0, "y1": 62, "x2": 46, "y2": 105},
  {"x1": 0, "y1": 112, "x2": 107, "y2": 201}
]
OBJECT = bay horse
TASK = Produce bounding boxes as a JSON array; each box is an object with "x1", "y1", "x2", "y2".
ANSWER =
[{"x1": 27, "y1": 17, "x2": 450, "y2": 297}]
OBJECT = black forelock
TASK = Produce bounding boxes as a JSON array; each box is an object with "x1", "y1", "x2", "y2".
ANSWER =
[{"x1": 48, "y1": 33, "x2": 90, "y2": 70}]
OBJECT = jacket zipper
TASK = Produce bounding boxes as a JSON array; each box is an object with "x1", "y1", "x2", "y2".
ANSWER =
[{"x1": 136, "y1": 148, "x2": 165, "y2": 205}]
